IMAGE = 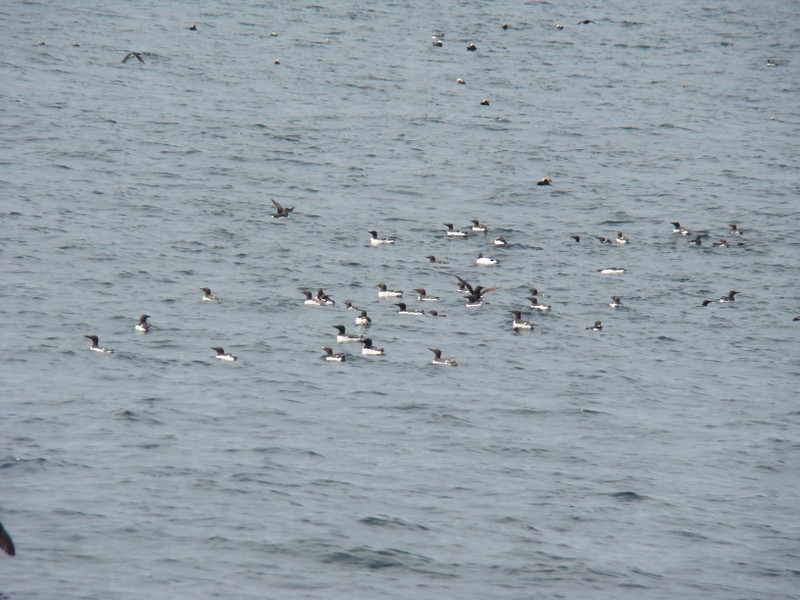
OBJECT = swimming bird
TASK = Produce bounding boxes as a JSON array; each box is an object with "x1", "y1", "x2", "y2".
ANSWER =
[
  {"x1": 428, "y1": 310, "x2": 446, "y2": 317},
  {"x1": 333, "y1": 324, "x2": 363, "y2": 342},
  {"x1": 429, "y1": 348, "x2": 457, "y2": 366},
  {"x1": 718, "y1": 290, "x2": 739, "y2": 303},
  {"x1": 413, "y1": 288, "x2": 439, "y2": 301},
  {"x1": 0, "y1": 522, "x2": 14, "y2": 557},
  {"x1": 578, "y1": 19, "x2": 594, "y2": 24},
  {"x1": 135, "y1": 314, "x2": 151, "y2": 333},
  {"x1": 729, "y1": 223, "x2": 743, "y2": 236},
  {"x1": 316, "y1": 289, "x2": 335, "y2": 305},
  {"x1": 537, "y1": 177, "x2": 552, "y2": 185},
  {"x1": 361, "y1": 338, "x2": 385, "y2": 355},
  {"x1": 395, "y1": 302, "x2": 425, "y2": 315},
  {"x1": 586, "y1": 320, "x2": 603, "y2": 331},
  {"x1": 793, "y1": 316, "x2": 800, "y2": 321},
  {"x1": 502, "y1": 23, "x2": 510, "y2": 29},
  {"x1": 355, "y1": 310, "x2": 372, "y2": 326},
  {"x1": 555, "y1": 24, "x2": 565, "y2": 29},
  {"x1": 493, "y1": 237, "x2": 508, "y2": 246},
  {"x1": 597, "y1": 236, "x2": 614, "y2": 245},
  {"x1": 343, "y1": 300, "x2": 360, "y2": 311},
  {"x1": 671, "y1": 222, "x2": 690, "y2": 235},
  {"x1": 85, "y1": 335, "x2": 113, "y2": 353},
  {"x1": 467, "y1": 43, "x2": 477, "y2": 51},
  {"x1": 597, "y1": 267, "x2": 626, "y2": 274},
  {"x1": 302, "y1": 290, "x2": 321, "y2": 305},
  {"x1": 321, "y1": 347, "x2": 346, "y2": 361},
  {"x1": 270, "y1": 198, "x2": 294, "y2": 218},
  {"x1": 188, "y1": 24, "x2": 197, "y2": 31},
  {"x1": 444, "y1": 223, "x2": 468, "y2": 237},
  {"x1": 713, "y1": 239, "x2": 729, "y2": 248},
  {"x1": 377, "y1": 283, "x2": 403, "y2": 298},
  {"x1": 609, "y1": 296, "x2": 623, "y2": 308},
  {"x1": 688, "y1": 235, "x2": 703, "y2": 246},
  {"x1": 471, "y1": 219, "x2": 488, "y2": 233},
  {"x1": 122, "y1": 52, "x2": 144, "y2": 64},
  {"x1": 529, "y1": 287, "x2": 546, "y2": 298},
  {"x1": 432, "y1": 37, "x2": 443, "y2": 47},
  {"x1": 200, "y1": 287, "x2": 219, "y2": 301},
  {"x1": 368, "y1": 230, "x2": 395, "y2": 245},
  {"x1": 426, "y1": 255, "x2": 448, "y2": 264},
  {"x1": 456, "y1": 78, "x2": 465, "y2": 84},
  {"x1": 528, "y1": 297, "x2": 551, "y2": 311},
  {"x1": 480, "y1": 99, "x2": 491, "y2": 106},
  {"x1": 211, "y1": 347, "x2": 237, "y2": 361},
  {"x1": 701, "y1": 300, "x2": 713, "y2": 307},
  {"x1": 570, "y1": 235, "x2": 581, "y2": 242},
  {"x1": 475, "y1": 253, "x2": 498, "y2": 266},
  {"x1": 511, "y1": 310, "x2": 532, "y2": 330},
  {"x1": 615, "y1": 232, "x2": 629, "y2": 244}
]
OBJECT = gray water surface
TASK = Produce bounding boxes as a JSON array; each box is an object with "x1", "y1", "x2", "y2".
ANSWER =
[{"x1": 2, "y1": 1, "x2": 799, "y2": 598}]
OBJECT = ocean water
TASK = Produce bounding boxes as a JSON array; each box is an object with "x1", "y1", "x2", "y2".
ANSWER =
[{"x1": 1, "y1": 0, "x2": 799, "y2": 598}]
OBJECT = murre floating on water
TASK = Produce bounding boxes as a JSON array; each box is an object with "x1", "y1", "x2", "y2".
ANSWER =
[
  {"x1": 85, "y1": 335, "x2": 113, "y2": 353},
  {"x1": 377, "y1": 283, "x2": 403, "y2": 298},
  {"x1": 200, "y1": 287, "x2": 219, "y2": 301},
  {"x1": 395, "y1": 302, "x2": 425, "y2": 315},
  {"x1": 333, "y1": 324, "x2": 363, "y2": 342},
  {"x1": 429, "y1": 348, "x2": 457, "y2": 366},
  {"x1": 586, "y1": 320, "x2": 603, "y2": 331},
  {"x1": 321, "y1": 347, "x2": 346, "y2": 361},
  {"x1": 444, "y1": 223, "x2": 468, "y2": 237},
  {"x1": 211, "y1": 347, "x2": 237, "y2": 361},
  {"x1": 135, "y1": 314, "x2": 151, "y2": 333},
  {"x1": 361, "y1": 338, "x2": 385, "y2": 355},
  {"x1": 355, "y1": 310, "x2": 372, "y2": 326},
  {"x1": 368, "y1": 230, "x2": 395, "y2": 245},
  {"x1": 413, "y1": 288, "x2": 439, "y2": 301},
  {"x1": 426, "y1": 255, "x2": 448, "y2": 264},
  {"x1": 511, "y1": 310, "x2": 532, "y2": 330}
]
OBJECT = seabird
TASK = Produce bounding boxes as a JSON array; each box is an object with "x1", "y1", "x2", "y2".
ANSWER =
[
  {"x1": 429, "y1": 348, "x2": 457, "y2": 366},
  {"x1": 0, "y1": 522, "x2": 14, "y2": 557},
  {"x1": 475, "y1": 253, "x2": 499, "y2": 266},
  {"x1": 615, "y1": 232, "x2": 629, "y2": 244},
  {"x1": 467, "y1": 43, "x2": 477, "y2": 51},
  {"x1": 343, "y1": 300, "x2": 360, "y2": 311},
  {"x1": 480, "y1": 99, "x2": 491, "y2": 106},
  {"x1": 321, "y1": 347, "x2": 346, "y2": 361},
  {"x1": 211, "y1": 347, "x2": 237, "y2": 361},
  {"x1": 718, "y1": 290, "x2": 739, "y2": 303},
  {"x1": 200, "y1": 287, "x2": 219, "y2": 301},
  {"x1": 493, "y1": 237, "x2": 509, "y2": 246},
  {"x1": 455, "y1": 275, "x2": 498, "y2": 306},
  {"x1": 511, "y1": 310, "x2": 533, "y2": 330},
  {"x1": 188, "y1": 24, "x2": 198, "y2": 31},
  {"x1": 361, "y1": 338, "x2": 385, "y2": 355},
  {"x1": 701, "y1": 300, "x2": 713, "y2": 307},
  {"x1": 355, "y1": 310, "x2": 372, "y2": 326},
  {"x1": 426, "y1": 255, "x2": 448, "y2": 264},
  {"x1": 729, "y1": 223, "x2": 743, "y2": 236},
  {"x1": 122, "y1": 52, "x2": 144, "y2": 64},
  {"x1": 333, "y1": 325, "x2": 363, "y2": 342},
  {"x1": 135, "y1": 314, "x2": 151, "y2": 333},
  {"x1": 689, "y1": 235, "x2": 703, "y2": 246},
  {"x1": 270, "y1": 198, "x2": 294, "y2": 218},
  {"x1": 428, "y1": 310, "x2": 446, "y2": 317},
  {"x1": 471, "y1": 219, "x2": 488, "y2": 233},
  {"x1": 529, "y1": 297, "x2": 551, "y2": 311},
  {"x1": 713, "y1": 239, "x2": 729, "y2": 248},
  {"x1": 570, "y1": 235, "x2": 581, "y2": 242},
  {"x1": 597, "y1": 267, "x2": 626, "y2": 274},
  {"x1": 456, "y1": 78, "x2": 466, "y2": 84},
  {"x1": 377, "y1": 283, "x2": 403, "y2": 298},
  {"x1": 395, "y1": 302, "x2": 425, "y2": 315},
  {"x1": 84, "y1": 335, "x2": 113, "y2": 353},
  {"x1": 315, "y1": 289, "x2": 335, "y2": 305},
  {"x1": 444, "y1": 223, "x2": 468, "y2": 237},
  {"x1": 597, "y1": 236, "x2": 614, "y2": 245},
  {"x1": 368, "y1": 230, "x2": 395, "y2": 245},
  {"x1": 413, "y1": 288, "x2": 439, "y2": 301},
  {"x1": 537, "y1": 177, "x2": 552, "y2": 186},
  {"x1": 609, "y1": 296, "x2": 623, "y2": 308},
  {"x1": 586, "y1": 320, "x2": 603, "y2": 331},
  {"x1": 671, "y1": 222, "x2": 690, "y2": 235}
]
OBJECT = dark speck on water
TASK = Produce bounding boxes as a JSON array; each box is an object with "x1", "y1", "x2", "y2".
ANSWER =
[{"x1": 2, "y1": 0, "x2": 799, "y2": 598}]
